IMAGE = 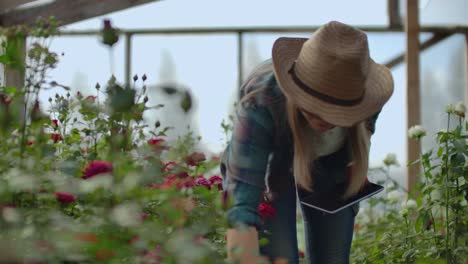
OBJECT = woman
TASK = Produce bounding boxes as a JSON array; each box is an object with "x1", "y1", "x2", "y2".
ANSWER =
[{"x1": 221, "y1": 21, "x2": 394, "y2": 263}]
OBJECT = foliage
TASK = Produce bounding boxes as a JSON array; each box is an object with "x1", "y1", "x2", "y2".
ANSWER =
[
  {"x1": 0, "y1": 18, "x2": 229, "y2": 263},
  {"x1": 351, "y1": 106, "x2": 468, "y2": 264}
]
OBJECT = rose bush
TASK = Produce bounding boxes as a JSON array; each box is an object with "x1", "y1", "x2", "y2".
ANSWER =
[{"x1": 0, "y1": 18, "x2": 230, "y2": 263}]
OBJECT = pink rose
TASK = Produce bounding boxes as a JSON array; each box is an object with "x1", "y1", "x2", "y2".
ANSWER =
[
  {"x1": 209, "y1": 175, "x2": 223, "y2": 190},
  {"x1": 184, "y1": 152, "x2": 206, "y2": 166}
]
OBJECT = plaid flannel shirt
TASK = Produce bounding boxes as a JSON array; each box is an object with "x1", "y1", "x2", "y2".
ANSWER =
[{"x1": 222, "y1": 64, "x2": 380, "y2": 228}]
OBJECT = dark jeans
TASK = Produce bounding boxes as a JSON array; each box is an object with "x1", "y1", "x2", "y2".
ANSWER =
[{"x1": 259, "y1": 185, "x2": 357, "y2": 264}]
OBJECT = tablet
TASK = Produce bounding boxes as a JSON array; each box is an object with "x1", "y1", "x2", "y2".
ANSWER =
[{"x1": 300, "y1": 182, "x2": 384, "y2": 214}]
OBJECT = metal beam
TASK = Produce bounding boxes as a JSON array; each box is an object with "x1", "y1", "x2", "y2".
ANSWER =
[
  {"x1": 0, "y1": 0, "x2": 160, "y2": 27},
  {"x1": 406, "y1": 0, "x2": 421, "y2": 195},
  {"x1": 0, "y1": 0, "x2": 36, "y2": 13},
  {"x1": 57, "y1": 25, "x2": 468, "y2": 36},
  {"x1": 385, "y1": 33, "x2": 452, "y2": 69}
]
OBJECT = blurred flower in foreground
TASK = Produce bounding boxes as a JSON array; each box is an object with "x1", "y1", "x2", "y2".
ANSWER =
[
  {"x1": 82, "y1": 160, "x2": 113, "y2": 179},
  {"x1": 402, "y1": 199, "x2": 417, "y2": 210},
  {"x1": 387, "y1": 190, "x2": 403, "y2": 202},
  {"x1": 55, "y1": 192, "x2": 76, "y2": 204},
  {"x1": 258, "y1": 202, "x2": 276, "y2": 218}
]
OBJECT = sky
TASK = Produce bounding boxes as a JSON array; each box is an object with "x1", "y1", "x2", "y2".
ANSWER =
[{"x1": 18, "y1": 0, "x2": 467, "y2": 175}]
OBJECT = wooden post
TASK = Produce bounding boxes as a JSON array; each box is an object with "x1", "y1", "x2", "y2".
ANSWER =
[
  {"x1": 388, "y1": 0, "x2": 402, "y2": 29},
  {"x1": 405, "y1": 0, "x2": 421, "y2": 195},
  {"x1": 464, "y1": 32, "x2": 468, "y2": 108},
  {"x1": 125, "y1": 33, "x2": 132, "y2": 86},
  {"x1": 237, "y1": 31, "x2": 244, "y2": 92}
]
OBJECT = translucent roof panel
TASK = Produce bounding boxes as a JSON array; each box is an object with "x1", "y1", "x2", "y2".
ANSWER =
[{"x1": 64, "y1": 0, "x2": 389, "y2": 30}]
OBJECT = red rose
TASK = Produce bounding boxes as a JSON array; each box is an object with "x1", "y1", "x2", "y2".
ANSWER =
[
  {"x1": 82, "y1": 160, "x2": 112, "y2": 179},
  {"x1": 162, "y1": 161, "x2": 177, "y2": 172},
  {"x1": 184, "y1": 152, "x2": 206, "y2": 166},
  {"x1": 55, "y1": 192, "x2": 76, "y2": 204},
  {"x1": 258, "y1": 202, "x2": 276, "y2": 218},
  {"x1": 148, "y1": 138, "x2": 164, "y2": 146},
  {"x1": 298, "y1": 249, "x2": 305, "y2": 258},
  {"x1": 209, "y1": 175, "x2": 223, "y2": 190},
  {"x1": 50, "y1": 133, "x2": 63, "y2": 143}
]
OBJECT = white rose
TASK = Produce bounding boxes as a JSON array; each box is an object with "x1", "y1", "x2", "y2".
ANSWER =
[
  {"x1": 445, "y1": 103, "x2": 455, "y2": 114},
  {"x1": 458, "y1": 177, "x2": 466, "y2": 186},
  {"x1": 408, "y1": 125, "x2": 426, "y2": 140},
  {"x1": 402, "y1": 199, "x2": 418, "y2": 210},
  {"x1": 387, "y1": 190, "x2": 402, "y2": 202},
  {"x1": 431, "y1": 189, "x2": 442, "y2": 200},
  {"x1": 454, "y1": 101, "x2": 466, "y2": 118},
  {"x1": 383, "y1": 153, "x2": 399, "y2": 167},
  {"x1": 111, "y1": 202, "x2": 141, "y2": 227},
  {"x1": 3, "y1": 208, "x2": 21, "y2": 223}
]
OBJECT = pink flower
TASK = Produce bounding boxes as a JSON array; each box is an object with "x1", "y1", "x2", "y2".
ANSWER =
[
  {"x1": 258, "y1": 202, "x2": 276, "y2": 218},
  {"x1": 195, "y1": 175, "x2": 211, "y2": 189},
  {"x1": 82, "y1": 160, "x2": 113, "y2": 179},
  {"x1": 184, "y1": 152, "x2": 206, "y2": 166},
  {"x1": 51, "y1": 119, "x2": 58, "y2": 128},
  {"x1": 85, "y1": 95, "x2": 97, "y2": 101},
  {"x1": 55, "y1": 192, "x2": 76, "y2": 204},
  {"x1": 209, "y1": 175, "x2": 223, "y2": 190}
]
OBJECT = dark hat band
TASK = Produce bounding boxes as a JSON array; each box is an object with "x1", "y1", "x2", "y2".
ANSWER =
[{"x1": 287, "y1": 61, "x2": 364, "y2": 107}]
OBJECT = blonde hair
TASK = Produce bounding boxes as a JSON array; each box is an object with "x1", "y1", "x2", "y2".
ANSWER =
[{"x1": 286, "y1": 99, "x2": 371, "y2": 199}]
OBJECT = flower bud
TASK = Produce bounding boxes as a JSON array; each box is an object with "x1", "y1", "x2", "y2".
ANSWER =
[
  {"x1": 383, "y1": 153, "x2": 399, "y2": 167},
  {"x1": 143, "y1": 96, "x2": 149, "y2": 103},
  {"x1": 454, "y1": 101, "x2": 465, "y2": 118},
  {"x1": 95, "y1": 83, "x2": 101, "y2": 90},
  {"x1": 142, "y1": 74, "x2": 147, "y2": 81},
  {"x1": 133, "y1": 74, "x2": 138, "y2": 82}
]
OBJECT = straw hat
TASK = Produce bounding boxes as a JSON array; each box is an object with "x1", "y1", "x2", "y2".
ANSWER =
[{"x1": 272, "y1": 21, "x2": 394, "y2": 127}]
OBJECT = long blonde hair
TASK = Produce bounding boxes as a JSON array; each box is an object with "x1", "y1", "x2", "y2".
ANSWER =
[{"x1": 286, "y1": 99, "x2": 371, "y2": 199}]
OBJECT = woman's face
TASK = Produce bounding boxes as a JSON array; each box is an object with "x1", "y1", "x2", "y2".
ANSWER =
[{"x1": 300, "y1": 109, "x2": 335, "y2": 133}]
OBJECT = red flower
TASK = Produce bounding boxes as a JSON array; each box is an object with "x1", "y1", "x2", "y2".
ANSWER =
[
  {"x1": 196, "y1": 175, "x2": 211, "y2": 189},
  {"x1": 209, "y1": 175, "x2": 223, "y2": 190},
  {"x1": 50, "y1": 133, "x2": 63, "y2": 143},
  {"x1": 184, "y1": 152, "x2": 206, "y2": 166},
  {"x1": 82, "y1": 160, "x2": 113, "y2": 179},
  {"x1": 258, "y1": 202, "x2": 276, "y2": 218},
  {"x1": 148, "y1": 138, "x2": 164, "y2": 146},
  {"x1": 27, "y1": 141, "x2": 35, "y2": 146},
  {"x1": 163, "y1": 161, "x2": 177, "y2": 172},
  {"x1": 51, "y1": 119, "x2": 58, "y2": 128},
  {"x1": 298, "y1": 249, "x2": 305, "y2": 258},
  {"x1": 55, "y1": 192, "x2": 76, "y2": 204}
]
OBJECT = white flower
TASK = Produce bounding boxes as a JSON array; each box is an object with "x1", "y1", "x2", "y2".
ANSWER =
[
  {"x1": 111, "y1": 202, "x2": 141, "y2": 227},
  {"x1": 3, "y1": 207, "x2": 21, "y2": 223},
  {"x1": 460, "y1": 200, "x2": 467, "y2": 207},
  {"x1": 383, "y1": 153, "x2": 399, "y2": 167},
  {"x1": 431, "y1": 189, "x2": 442, "y2": 200},
  {"x1": 408, "y1": 125, "x2": 426, "y2": 140},
  {"x1": 458, "y1": 177, "x2": 466, "y2": 186},
  {"x1": 79, "y1": 174, "x2": 113, "y2": 193},
  {"x1": 454, "y1": 101, "x2": 466, "y2": 118},
  {"x1": 445, "y1": 103, "x2": 455, "y2": 114},
  {"x1": 387, "y1": 190, "x2": 402, "y2": 202},
  {"x1": 402, "y1": 199, "x2": 418, "y2": 210},
  {"x1": 385, "y1": 181, "x2": 395, "y2": 190}
]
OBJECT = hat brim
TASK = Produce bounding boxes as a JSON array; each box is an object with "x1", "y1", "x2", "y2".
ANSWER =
[{"x1": 272, "y1": 37, "x2": 394, "y2": 127}]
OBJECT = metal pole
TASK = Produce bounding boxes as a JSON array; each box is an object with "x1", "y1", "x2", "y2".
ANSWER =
[
  {"x1": 237, "y1": 31, "x2": 244, "y2": 91},
  {"x1": 125, "y1": 32, "x2": 132, "y2": 86}
]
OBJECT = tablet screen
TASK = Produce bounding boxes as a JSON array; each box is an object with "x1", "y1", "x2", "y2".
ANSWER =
[{"x1": 300, "y1": 182, "x2": 384, "y2": 214}]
